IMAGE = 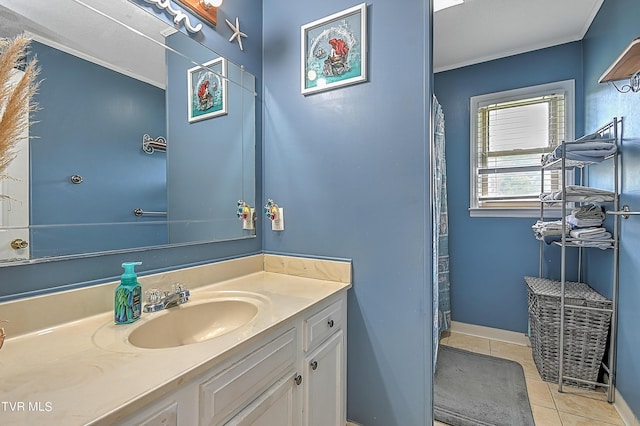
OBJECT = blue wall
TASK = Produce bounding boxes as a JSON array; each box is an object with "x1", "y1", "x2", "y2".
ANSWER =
[
  {"x1": 582, "y1": 0, "x2": 640, "y2": 417},
  {"x1": 263, "y1": 1, "x2": 432, "y2": 424},
  {"x1": 29, "y1": 42, "x2": 167, "y2": 257},
  {"x1": 165, "y1": 33, "x2": 256, "y2": 242},
  {"x1": 434, "y1": 42, "x2": 584, "y2": 333}
]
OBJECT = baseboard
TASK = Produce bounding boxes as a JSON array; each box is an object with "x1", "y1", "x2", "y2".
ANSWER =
[
  {"x1": 615, "y1": 389, "x2": 640, "y2": 426},
  {"x1": 449, "y1": 321, "x2": 531, "y2": 347}
]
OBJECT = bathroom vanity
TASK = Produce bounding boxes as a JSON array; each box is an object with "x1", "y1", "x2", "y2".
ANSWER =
[{"x1": 0, "y1": 254, "x2": 350, "y2": 426}]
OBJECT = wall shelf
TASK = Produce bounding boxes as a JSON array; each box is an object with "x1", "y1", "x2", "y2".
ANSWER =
[{"x1": 599, "y1": 37, "x2": 640, "y2": 83}]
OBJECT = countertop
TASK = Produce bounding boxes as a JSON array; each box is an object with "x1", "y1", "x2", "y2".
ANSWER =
[{"x1": 0, "y1": 255, "x2": 351, "y2": 425}]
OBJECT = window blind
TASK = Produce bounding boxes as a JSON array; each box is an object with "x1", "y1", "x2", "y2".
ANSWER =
[{"x1": 475, "y1": 93, "x2": 565, "y2": 208}]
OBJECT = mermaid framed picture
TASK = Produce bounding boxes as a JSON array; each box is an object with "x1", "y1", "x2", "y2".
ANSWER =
[
  {"x1": 187, "y1": 57, "x2": 227, "y2": 123},
  {"x1": 300, "y1": 3, "x2": 367, "y2": 95}
]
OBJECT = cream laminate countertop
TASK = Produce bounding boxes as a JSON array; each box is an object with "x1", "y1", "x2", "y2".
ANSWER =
[{"x1": 0, "y1": 259, "x2": 351, "y2": 425}]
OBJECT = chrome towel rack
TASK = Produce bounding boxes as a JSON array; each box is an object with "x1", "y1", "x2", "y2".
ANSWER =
[
  {"x1": 607, "y1": 205, "x2": 640, "y2": 219},
  {"x1": 133, "y1": 208, "x2": 167, "y2": 217}
]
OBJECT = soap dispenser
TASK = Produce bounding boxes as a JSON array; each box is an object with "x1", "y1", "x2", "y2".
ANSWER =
[{"x1": 115, "y1": 262, "x2": 142, "y2": 324}]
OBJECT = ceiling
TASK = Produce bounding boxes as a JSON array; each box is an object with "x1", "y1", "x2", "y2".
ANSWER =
[
  {"x1": 434, "y1": 0, "x2": 604, "y2": 72},
  {"x1": 0, "y1": 0, "x2": 172, "y2": 88}
]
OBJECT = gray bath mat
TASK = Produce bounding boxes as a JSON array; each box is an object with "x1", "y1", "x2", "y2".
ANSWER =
[{"x1": 434, "y1": 345, "x2": 535, "y2": 426}]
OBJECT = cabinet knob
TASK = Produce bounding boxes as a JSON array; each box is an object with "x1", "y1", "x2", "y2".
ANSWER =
[
  {"x1": 310, "y1": 360, "x2": 318, "y2": 370},
  {"x1": 327, "y1": 319, "x2": 334, "y2": 328},
  {"x1": 294, "y1": 374, "x2": 303, "y2": 385},
  {"x1": 10, "y1": 239, "x2": 28, "y2": 250}
]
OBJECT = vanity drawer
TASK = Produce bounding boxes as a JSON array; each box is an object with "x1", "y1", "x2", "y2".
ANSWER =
[
  {"x1": 303, "y1": 299, "x2": 343, "y2": 352},
  {"x1": 199, "y1": 327, "x2": 297, "y2": 425}
]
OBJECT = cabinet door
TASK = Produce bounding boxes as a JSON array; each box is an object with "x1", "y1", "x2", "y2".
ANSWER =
[
  {"x1": 303, "y1": 330, "x2": 344, "y2": 426},
  {"x1": 200, "y1": 328, "x2": 297, "y2": 425},
  {"x1": 119, "y1": 401, "x2": 178, "y2": 426},
  {"x1": 114, "y1": 378, "x2": 197, "y2": 426},
  {"x1": 225, "y1": 373, "x2": 299, "y2": 426}
]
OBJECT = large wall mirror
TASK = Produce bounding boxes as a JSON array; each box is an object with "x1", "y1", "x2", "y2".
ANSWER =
[{"x1": 0, "y1": 0, "x2": 256, "y2": 265}]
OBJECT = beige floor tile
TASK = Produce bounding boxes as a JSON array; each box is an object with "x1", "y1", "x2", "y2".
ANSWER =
[
  {"x1": 550, "y1": 387, "x2": 624, "y2": 425},
  {"x1": 526, "y1": 378, "x2": 556, "y2": 409},
  {"x1": 434, "y1": 334, "x2": 624, "y2": 426},
  {"x1": 555, "y1": 384, "x2": 609, "y2": 402},
  {"x1": 445, "y1": 332, "x2": 491, "y2": 355},
  {"x1": 531, "y1": 404, "x2": 562, "y2": 426},
  {"x1": 490, "y1": 340, "x2": 534, "y2": 364},
  {"x1": 520, "y1": 358, "x2": 544, "y2": 381},
  {"x1": 559, "y1": 411, "x2": 623, "y2": 425}
]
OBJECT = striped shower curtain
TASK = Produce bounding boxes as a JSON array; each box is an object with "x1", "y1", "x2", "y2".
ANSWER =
[{"x1": 432, "y1": 96, "x2": 451, "y2": 371}]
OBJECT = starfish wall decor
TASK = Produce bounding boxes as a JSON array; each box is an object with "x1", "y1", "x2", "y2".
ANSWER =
[{"x1": 226, "y1": 17, "x2": 247, "y2": 51}]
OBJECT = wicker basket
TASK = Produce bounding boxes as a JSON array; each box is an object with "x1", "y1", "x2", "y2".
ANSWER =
[{"x1": 525, "y1": 276, "x2": 612, "y2": 388}]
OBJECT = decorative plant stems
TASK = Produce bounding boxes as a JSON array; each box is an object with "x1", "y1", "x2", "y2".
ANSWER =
[{"x1": 0, "y1": 35, "x2": 40, "y2": 193}]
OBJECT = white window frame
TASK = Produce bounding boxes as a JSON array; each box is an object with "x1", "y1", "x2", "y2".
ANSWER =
[{"x1": 469, "y1": 80, "x2": 575, "y2": 218}]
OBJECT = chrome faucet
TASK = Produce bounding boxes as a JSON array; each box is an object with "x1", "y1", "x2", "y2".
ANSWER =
[
  {"x1": 162, "y1": 291, "x2": 182, "y2": 309},
  {"x1": 144, "y1": 284, "x2": 190, "y2": 313}
]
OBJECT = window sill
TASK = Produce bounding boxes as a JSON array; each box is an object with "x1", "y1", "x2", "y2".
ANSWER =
[{"x1": 469, "y1": 208, "x2": 564, "y2": 219}]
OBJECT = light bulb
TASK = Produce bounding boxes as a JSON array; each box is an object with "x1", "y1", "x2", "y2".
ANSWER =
[{"x1": 202, "y1": 0, "x2": 223, "y2": 8}]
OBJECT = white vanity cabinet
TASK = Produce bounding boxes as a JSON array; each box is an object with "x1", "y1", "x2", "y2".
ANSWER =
[
  {"x1": 115, "y1": 385, "x2": 197, "y2": 426},
  {"x1": 301, "y1": 299, "x2": 346, "y2": 426},
  {"x1": 200, "y1": 327, "x2": 298, "y2": 425},
  {"x1": 302, "y1": 331, "x2": 344, "y2": 426},
  {"x1": 115, "y1": 292, "x2": 346, "y2": 426}
]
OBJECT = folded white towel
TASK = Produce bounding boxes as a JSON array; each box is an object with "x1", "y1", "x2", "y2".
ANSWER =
[
  {"x1": 571, "y1": 204, "x2": 605, "y2": 220},
  {"x1": 532, "y1": 220, "x2": 570, "y2": 238},
  {"x1": 566, "y1": 215, "x2": 604, "y2": 228},
  {"x1": 572, "y1": 240, "x2": 612, "y2": 249},
  {"x1": 570, "y1": 228, "x2": 611, "y2": 239},
  {"x1": 541, "y1": 186, "x2": 615, "y2": 203}
]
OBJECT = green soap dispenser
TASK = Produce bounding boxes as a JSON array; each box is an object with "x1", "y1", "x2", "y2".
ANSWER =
[{"x1": 115, "y1": 262, "x2": 142, "y2": 324}]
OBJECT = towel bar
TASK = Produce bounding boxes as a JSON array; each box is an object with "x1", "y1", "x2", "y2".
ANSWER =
[
  {"x1": 607, "y1": 205, "x2": 640, "y2": 219},
  {"x1": 133, "y1": 208, "x2": 167, "y2": 217}
]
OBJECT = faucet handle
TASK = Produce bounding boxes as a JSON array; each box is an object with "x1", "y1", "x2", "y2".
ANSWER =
[
  {"x1": 145, "y1": 288, "x2": 162, "y2": 304},
  {"x1": 172, "y1": 283, "x2": 187, "y2": 293}
]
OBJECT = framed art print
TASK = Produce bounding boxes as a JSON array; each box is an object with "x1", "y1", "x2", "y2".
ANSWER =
[
  {"x1": 188, "y1": 57, "x2": 227, "y2": 123},
  {"x1": 301, "y1": 3, "x2": 367, "y2": 95}
]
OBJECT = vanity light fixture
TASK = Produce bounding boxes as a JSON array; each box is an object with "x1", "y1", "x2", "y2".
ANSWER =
[
  {"x1": 599, "y1": 37, "x2": 640, "y2": 93},
  {"x1": 174, "y1": 0, "x2": 223, "y2": 27},
  {"x1": 201, "y1": 0, "x2": 223, "y2": 8}
]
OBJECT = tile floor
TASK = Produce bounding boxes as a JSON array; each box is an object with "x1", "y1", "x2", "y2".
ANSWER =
[{"x1": 434, "y1": 331, "x2": 625, "y2": 426}]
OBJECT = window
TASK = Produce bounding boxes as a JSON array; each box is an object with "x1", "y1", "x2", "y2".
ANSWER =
[{"x1": 470, "y1": 80, "x2": 574, "y2": 217}]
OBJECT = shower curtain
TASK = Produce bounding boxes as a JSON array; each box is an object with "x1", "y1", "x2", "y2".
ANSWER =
[{"x1": 432, "y1": 96, "x2": 451, "y2": 371}]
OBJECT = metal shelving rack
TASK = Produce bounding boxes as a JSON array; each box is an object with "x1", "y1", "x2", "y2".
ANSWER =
[{"x1": 538, "y1": 117, "x2": 621, "y2": 403}]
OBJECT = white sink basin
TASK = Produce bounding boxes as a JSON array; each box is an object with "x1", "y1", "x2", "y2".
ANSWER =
[{"x1": 127, "y1": 299, "x2": 259, "y2": 349}]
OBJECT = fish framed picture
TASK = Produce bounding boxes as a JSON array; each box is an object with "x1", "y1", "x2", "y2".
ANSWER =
[
  {"x1": 301, "y1": 3, "x2": 367, "y2": 95},
  {"x1": 188, "y1": 57, "x2": 227, "y2": 123}
]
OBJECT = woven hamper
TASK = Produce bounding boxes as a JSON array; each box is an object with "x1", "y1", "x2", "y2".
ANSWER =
[{"x1": 525, "y1": 276, "x2": 612, "y2": 389}]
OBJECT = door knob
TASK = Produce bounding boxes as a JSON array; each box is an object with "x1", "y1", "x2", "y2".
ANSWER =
[{"x1": 10, "y1": 239, "x2": 28, "y2": 250}]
